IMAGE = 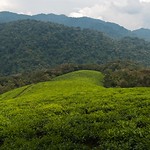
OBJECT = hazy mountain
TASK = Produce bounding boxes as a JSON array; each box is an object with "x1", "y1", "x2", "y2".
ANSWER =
[
  {"x1": 0, "y1": 20, "x2": 150, "y2": 75},
  {"x1": 0, "y1": 11, "x2": 130, "y2": 39},
  {"x1": 1, "y1": 11, "x2": 150, "y2": 41},
  {"x1": 33, "y1": 13, "x2": 130, "y2": 39},
  {"x1": 132, "y1": 28, "x2": 150, "y2": 41},
  {"x1": 0, "y1": 11, "x2": 30, "y2": 22}
]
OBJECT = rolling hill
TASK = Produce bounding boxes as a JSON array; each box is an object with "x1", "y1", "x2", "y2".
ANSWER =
[
  {"x1": 0, "y1": 20, "x2": 150, "y2": 76},
  {"x1": 0, "y1": 70, "x2": 150, "y2": 149}
]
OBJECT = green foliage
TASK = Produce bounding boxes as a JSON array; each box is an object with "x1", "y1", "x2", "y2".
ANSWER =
[
  {"x1": 104, "y1": 65, "x2": 150, "y2": 87},
  {"x1": 0, "y1": 70, "x2": 150, "y2": 149},
  {"x1": 0, "y1": 62, "x2": 150, "y2": 94},
  {"x1": 0, "y1": 19, "x2": 115, "y2": 75},
  {"x1": 0, "y1": 20, "x2": 150, "y2": 76}
]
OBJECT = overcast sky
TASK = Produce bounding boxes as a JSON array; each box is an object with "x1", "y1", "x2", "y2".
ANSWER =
[{"x1": 0, "y1": 0, "x2": 150, "y2": 30}]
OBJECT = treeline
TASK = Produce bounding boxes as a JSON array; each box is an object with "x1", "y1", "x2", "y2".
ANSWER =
[
  {"x1": 0, "y1": 63, "x2": 92, "y2": 94},
  {"x1": 0, "y1": 61, "x2": 150, "y2": 94},
  {"x1": 104, "y1": 68, "x2": 150, "y2": 87}
]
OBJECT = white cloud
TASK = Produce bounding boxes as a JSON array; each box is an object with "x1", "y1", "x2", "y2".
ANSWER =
[
  {"x1": 69, "y1": 0, "x2": 150, "y2": 30},
  {"x1": 70, "y1": 12, "x2": 83, "y2": 18},
  {"x1": 0, "y1": 0, "x2": 150, "y2": 29},
  {"x1": 140, "y1": 0, "x2": 150, "y2": 3},
  {"x1": 0, "y1": 0, "x2": 15, "y2": 10}
]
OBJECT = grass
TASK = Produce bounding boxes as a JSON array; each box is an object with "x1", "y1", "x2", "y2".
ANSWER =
[{"x1": 0, "y1": 70, "x2": 150, "y2": 149}]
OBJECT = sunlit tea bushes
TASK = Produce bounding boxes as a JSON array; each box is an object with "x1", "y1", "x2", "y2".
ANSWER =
[{"x1": 0, "y1": 70, "x2": 150, "y2": 149}]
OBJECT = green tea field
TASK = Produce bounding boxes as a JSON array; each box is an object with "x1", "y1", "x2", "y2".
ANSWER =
[{"x1": 0, "y1": 70, "x2": 150, "y2": 149}]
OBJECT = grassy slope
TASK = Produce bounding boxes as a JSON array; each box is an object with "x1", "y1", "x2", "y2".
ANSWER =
[{"x1": 0, "y1": 70, "x2": 150, "y2": 149}]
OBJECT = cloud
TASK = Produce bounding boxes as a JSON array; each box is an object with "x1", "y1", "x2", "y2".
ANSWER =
[
  {"x1": 0, "y1": 0, "x2": 77, "y2": 15},
  {"x1": 140, "y1": 0, "x2": 150, "y2": 2},
  {"x1": 69, "y1": 0, "x2": 150, "y2": 30},
  {"x1": 0, "y1": 0, "x2": 15, "y2": 10},
  {"x1": 0, "y1": 0, "x2": 150, "y2": 29}
]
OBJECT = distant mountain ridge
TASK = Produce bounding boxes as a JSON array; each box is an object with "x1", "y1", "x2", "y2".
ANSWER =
[
  {"x1": 132, "y1": 28, "x2": 150, "y2": 41},
  {"x1": 1, "y1": 11, "x2": 150, "y2": 41}
]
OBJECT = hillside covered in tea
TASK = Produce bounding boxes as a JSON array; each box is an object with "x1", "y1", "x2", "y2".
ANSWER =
[{"x1": 0, "y1": 70, "x2": 150, "y2": 149}]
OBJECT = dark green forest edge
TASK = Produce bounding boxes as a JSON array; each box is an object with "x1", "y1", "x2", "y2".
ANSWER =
[{"x1": 0, "y1": 62, "x2": 150, "y2": 94}]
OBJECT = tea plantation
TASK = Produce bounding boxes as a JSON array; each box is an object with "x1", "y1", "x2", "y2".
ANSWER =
[{"x1": 0, "y1": 70, "x2": 150, "y2": 149}]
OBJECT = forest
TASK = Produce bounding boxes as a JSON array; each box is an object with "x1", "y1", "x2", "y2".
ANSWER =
[{"x1": 0, "y1": 20, "x2": 150, "y2": 76}]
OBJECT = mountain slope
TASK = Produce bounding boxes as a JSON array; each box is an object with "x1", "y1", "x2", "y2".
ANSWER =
[
  {"x1": 1, "y1": 11, "x2": 150, "y2": 41},
  {"x1": 0, "y1": 19, "x2": 150, "y2": 75},
  {"x1": 0, "y1": 70, "x2": 150, "y2": 149},
  {"x1": 132, "y1": 28, "x2": 150, "y2": 41},
  {"x1": 33, "y1": 14, "x2": 130, "y2": 39},
  {"x1": 0, "y1": 11, "x2": 130, "y2": 39},
  {"x1": 0, "y1": 19, "x2": 116, "y2": 75},
  {"x1": 0, "y1": 11, "x2": 30, "y2": 22}
]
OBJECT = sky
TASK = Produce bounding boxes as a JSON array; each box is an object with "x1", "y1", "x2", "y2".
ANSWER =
[{"x1": 0, "y1": 0, "x2": 150, "y2": 30}]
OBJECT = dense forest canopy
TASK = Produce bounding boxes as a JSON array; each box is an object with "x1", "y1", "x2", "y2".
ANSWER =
[{"x1": 0, "y1": 20, "x2": 150, "y2": 76}]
